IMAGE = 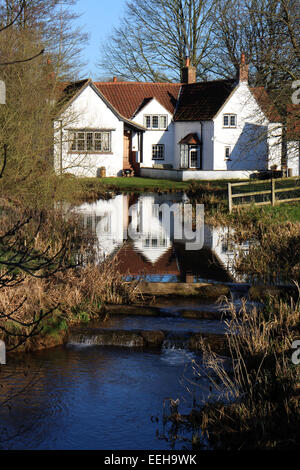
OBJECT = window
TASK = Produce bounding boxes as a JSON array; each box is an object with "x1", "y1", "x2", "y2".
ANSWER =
[
  {"x1": 143, "y1": 234, "x2": 167, "y2": 249},
  {"x1": 152, "y1": 144, "x2": 165, "y2": 160},
  {"x1": 69, "y1": 130, "x2": 111, "y2": 152},
  {"x1": 225, "y1": 146, "x2": 231, "y2": 159},
  {"x1": 144, "y1": 115, "x2": 168, "y2": 130},
  {"x1": 223, "y1": 114, "x2": 237, "y2": 128}
]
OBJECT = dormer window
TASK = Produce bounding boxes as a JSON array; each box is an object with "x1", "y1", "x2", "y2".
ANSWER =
[
  {"x1": 223, "y1": 114, "x2": 237, "y2": 128},
  {"x1": 144, "y1": 115, "x2": 168, "y2": 130}
]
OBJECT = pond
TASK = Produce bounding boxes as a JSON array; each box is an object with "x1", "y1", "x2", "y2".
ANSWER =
[
  {"x1": 74, "y1": 192, "x2": 249, "y2": 284},
  {"x1": 0, "y1": 192, "x2": 250, "y2": 450}
]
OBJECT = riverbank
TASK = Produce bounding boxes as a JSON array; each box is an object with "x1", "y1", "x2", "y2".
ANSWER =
[
  {"x1": 4, "y1": 277, "x2": 234, "y2": 354},
  {"x1": 54, "y1": 175, "x2": 192, "y2": 204}
]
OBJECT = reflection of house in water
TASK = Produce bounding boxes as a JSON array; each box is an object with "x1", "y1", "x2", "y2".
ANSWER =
[
  {"x1": 75, "y1": 193, "x2": 248, "y2": 283},
  {"x1": 128, "y1": 194, "x2": 173, "y2": 265},
  {"x1": 76, "y1": 195, "x2": 128, "y2": 258}
]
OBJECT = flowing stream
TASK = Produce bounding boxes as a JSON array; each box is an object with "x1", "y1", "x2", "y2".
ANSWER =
[{"x1": 0, "y1": 192, "x2": 251, "y2": 450}]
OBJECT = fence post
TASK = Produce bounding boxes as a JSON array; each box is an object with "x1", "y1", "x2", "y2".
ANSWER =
[
  {"x1": 271, "y1": 178, "x2": 275, "y2": 206},
  {"x1": 228, "y1": 183, "x2": 232, "y2": 213}
]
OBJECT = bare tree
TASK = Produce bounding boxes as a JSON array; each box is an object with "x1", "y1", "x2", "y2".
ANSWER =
[
  {"x1": 211, "y1": 0, "x2": 300, "y2": 88},
  {"x1": 0, "y1": 0, "x2": 85, "y2": 352},
  {"x1": 98, "y1": 0, "x2": 216, "y2": 82},
  {"x1": 99, "y1": 0, "x2": 299, "y2": 87},
  {"x1": 0, "y1": 0, "x2": 88, "y2": 80}
]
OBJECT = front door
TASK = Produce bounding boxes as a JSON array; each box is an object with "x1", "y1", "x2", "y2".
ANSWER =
[{"x1": 123, "y1": 130, "x2": 131, "y2": 169}]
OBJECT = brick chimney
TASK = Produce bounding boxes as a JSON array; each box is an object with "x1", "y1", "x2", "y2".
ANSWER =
[
  {"x1": 113, "y1": 77, "x2": 117, "y2": 83},
  {"x1": 239, "y1": 52, "x2": 249, "y2": 83},
  {"x1": 181, "y1": 56, "x2": 196, "y2": 84}
]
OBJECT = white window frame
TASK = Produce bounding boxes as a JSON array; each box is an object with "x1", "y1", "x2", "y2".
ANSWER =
[
  {"x1": 69, "y1": 130, "x2": 112, "y2": 153},
  {"x1": 223, "y1": 114, "x2": 237, "y2": 128},
  {"x1": 144, "y1": 115, "x2": 168, "y2": 130},
  {"x1": 152, "y1": 144, "x2": 165, "y2": 160}
]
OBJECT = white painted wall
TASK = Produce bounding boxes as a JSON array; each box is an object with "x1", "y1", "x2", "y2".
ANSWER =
[
  {"x1": 287, "y1": 141, "x2": 300, "y2": 176},
  {"x1": 267, "y1": 123, "x2": 282, "y2": 170},
  {"x1": 140, "y1": 167, "x2": 254, "y2": 180},
  {"x1": 213, "y1": 83, "x2": 272, "y2": 171},
  {"x1": 54, "y1": 84, "x2": 124, "y2": 177},
  {"x1": 133, "y1": 98, "x2": 174, "y2": 167},
  {"x1": 202, "y1": 121, "x2": 215, "y2": 170}
]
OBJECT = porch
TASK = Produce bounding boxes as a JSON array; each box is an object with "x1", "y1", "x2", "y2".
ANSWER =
[{"x1": 123, "y1": 124, "x2": 144, "y2": 176}]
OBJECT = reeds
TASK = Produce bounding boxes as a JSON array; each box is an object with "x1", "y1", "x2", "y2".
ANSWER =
[{"x1": 180, "y1": 296, "x2": 300, "y2": 449}]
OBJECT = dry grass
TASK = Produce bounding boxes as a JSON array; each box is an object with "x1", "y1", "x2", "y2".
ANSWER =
[
  {"x1": 234, "y1": 221, "x2": 300, "y2": 283},
  {"x1": 166, "y1": 296, "x2": 300, "y2": 450},
  {"x1": 0, "y1": 258, "x2": 140, "y2": 351}
]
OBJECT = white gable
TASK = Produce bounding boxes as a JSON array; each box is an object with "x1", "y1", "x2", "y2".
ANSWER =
[
  {"x1": 54, "y1": 84, "x2": 124, "y2": 177},
  {"x1": 213, "y1": 83, "x2": 281, "y2": 171},
  {"x1": 59, "y1": 84, "x2": 121, "y2": 129}
]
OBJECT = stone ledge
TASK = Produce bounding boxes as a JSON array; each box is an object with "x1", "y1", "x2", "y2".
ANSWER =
[{"x1": 137, "y1": 282, "x2": 230, "y2": 298}]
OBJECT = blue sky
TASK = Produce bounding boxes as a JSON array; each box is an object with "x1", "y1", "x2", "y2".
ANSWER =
[{"x1": 75, "y1": 0, "x2": 127, "y2": 79}]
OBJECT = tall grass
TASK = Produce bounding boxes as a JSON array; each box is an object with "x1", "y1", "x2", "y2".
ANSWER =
[{"x1": 171, "y1": 296, "x2": 300, "y2": 449}]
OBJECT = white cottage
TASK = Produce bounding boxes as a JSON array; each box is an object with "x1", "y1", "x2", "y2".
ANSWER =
[{"x1": 54, "y1": 56, "x2": 285, "y2": 180}]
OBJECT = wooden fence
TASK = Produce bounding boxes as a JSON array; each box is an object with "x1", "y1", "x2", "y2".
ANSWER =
[{"x1": 228, "y1": 177, "x2": 300, "y2": 213}]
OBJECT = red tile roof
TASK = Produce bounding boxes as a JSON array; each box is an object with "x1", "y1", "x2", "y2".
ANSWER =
[
  {"x1": 55, "y1": 79, "x2": 89, "y2": 112},
  {"x1": 57, "y1": 79, "x2": 282, "y2": 126},
  {"x1": 174, "y1": 79, "x2": 236, "y2": 121},
  {"x1": 94, "y1": 82, "x2": 181, "y2": 119},
  {"x1": 179, "y1": 133, "x2": 201, "y2": 145},
  {"x1": 115, "y1": 241, "x2": 179, "y2": 276}
]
